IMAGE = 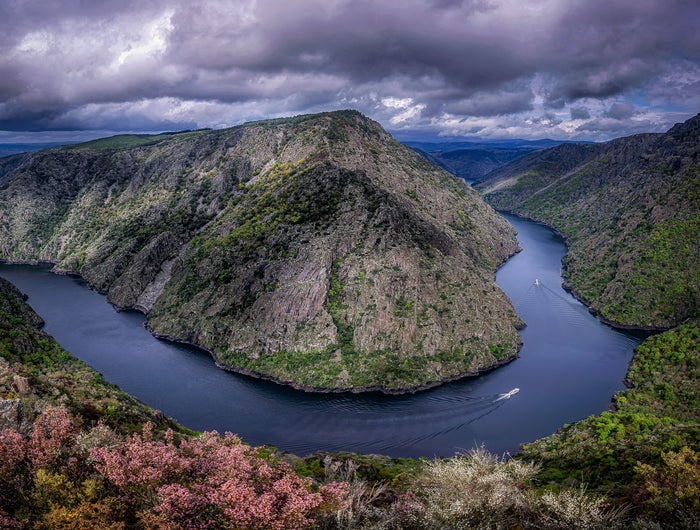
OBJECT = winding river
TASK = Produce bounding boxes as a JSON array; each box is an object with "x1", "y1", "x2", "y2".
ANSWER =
[{"x1": 0, "y1": 214, "x2": 640, "y2": 458}]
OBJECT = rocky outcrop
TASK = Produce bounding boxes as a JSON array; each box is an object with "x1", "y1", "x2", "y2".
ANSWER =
[
  {"x1": 0, "y1": 110, "x2": 523, "y2": 391},
  {"x1": 0, "y1": 397, "x2": 32, "y2": 435}
]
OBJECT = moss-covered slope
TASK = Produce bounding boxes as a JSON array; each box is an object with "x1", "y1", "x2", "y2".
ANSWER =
[
  {"x1": 475, "y1": 113, "x2": 700, "y2": 330},
  {"x1": 0, "y1": 110, "x2": 522, "y2": 392}
]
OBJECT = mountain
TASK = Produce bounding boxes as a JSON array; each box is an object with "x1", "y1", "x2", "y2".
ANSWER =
[
  {"x1": 404, "y1": 139, "x2": 591, "y2": 182},
  {"x1": 404, "y1": 139, "x2": 568, "y2": 152},
  {"x1": 475, "y1": 113, "x2": 700, "y2": 330},
  {"x1": 410, "y1": 146, "x2": 536, "y2": 182},
  {"x1": 0, "y1": 110, "x2": 523, "y2": 392},
  {"x1": 0, "y1": 142, "x2": 81, "y2": 158}
]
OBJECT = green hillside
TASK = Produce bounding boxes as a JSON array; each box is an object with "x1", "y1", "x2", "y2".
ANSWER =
[{"x1": 476, "y1": 114, "x2": 700, "y2": 330}]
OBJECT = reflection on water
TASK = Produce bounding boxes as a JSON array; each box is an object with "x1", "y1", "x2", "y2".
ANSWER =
[{"x1": 0, "y1": 214, "x2": 641, "y2": 458}]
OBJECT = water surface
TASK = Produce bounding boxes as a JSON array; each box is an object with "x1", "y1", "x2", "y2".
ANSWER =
[{"x1": 0, "y1": 214, "x2": 640, "y2": 458}]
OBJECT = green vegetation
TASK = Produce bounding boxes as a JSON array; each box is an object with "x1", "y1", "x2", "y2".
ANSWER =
[
  {"x1": 405, "y1": 189, "x2": 420, "y2": 202},
  {"x1": 519, "y1": 323, "x2": 700, "y2": 527},
  {"x1": 58, "y1": 130, "x2": 207, "y2": 151},
  {"x1": 476, "y1": 115, "x2": 700, "y2": 329}
]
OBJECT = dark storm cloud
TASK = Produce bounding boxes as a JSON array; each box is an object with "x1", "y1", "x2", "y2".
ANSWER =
[
  {"x1": 570, "y1": 107, "x2": 591, "y2": 120},
  {"x1": 605, "y1": 103, "x2": 637, "y2": 121},
  {"x1": 576, "y1": 117, "x2": 653, "y2": 135},
  {"x1": 444, "y1": 86, "x2": 534, "y2": 117},
  {"x1": 540, "y1": 0, "x2": 700, "y2": 106},
  {"x1": 0, "y1": 0, "x2": 698, "y2": 140}
]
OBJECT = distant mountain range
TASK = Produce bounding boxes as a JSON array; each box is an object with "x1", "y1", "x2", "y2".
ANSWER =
[
  {"x1": 405, "y1": 139, "x2": 596, "y2": 182},
  {"x1": 0, "y1": 142, "x2": 82, "y2": 158}
]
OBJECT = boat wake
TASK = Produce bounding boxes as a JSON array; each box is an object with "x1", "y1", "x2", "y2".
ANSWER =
[{"x1": 495, "y1": 388, "x2": 520, "y2": 401}]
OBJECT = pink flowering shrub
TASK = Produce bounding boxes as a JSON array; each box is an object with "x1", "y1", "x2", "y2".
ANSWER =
[
  {"x1": 0, "y1": 429, "x2": 28, "y2": 509},
  {"x1": 0, "y1": 510, "x2": 25, "y2": 529},
  {"x1": 0, "y1": 411, "x2": 347, "y2": 529},
  {"x1": 28, "y1": 408, "x2": 76, "y2": 471},
  {"x1": 388, "y1": 491, "x2": 425, "y2": 527},
  {"x1": 91, "y1": 426, "x2": 348, "y2": 529}
]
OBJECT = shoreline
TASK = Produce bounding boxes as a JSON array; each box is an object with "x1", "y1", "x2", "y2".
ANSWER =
[
  {"x1": 0, "y1": 258, "x2": 523, "y2": 396},
  {"x1": 492, "y1": 209, "x2": 669, "y2": 334},
  {"x1": 146, "y1": 325, "x2": 520, "y2": 396}
]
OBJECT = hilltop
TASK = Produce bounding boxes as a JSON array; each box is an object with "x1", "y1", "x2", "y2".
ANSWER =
[{"x1": 0, "y1": 110, "x2": 523, "y2": 392}]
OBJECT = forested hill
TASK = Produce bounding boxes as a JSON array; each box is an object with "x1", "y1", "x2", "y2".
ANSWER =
[
  {"x1": 0, "y1": 110, "x2": 523, "y2": 392},
  {"x1": 475, "y1": 113, "x2": 700, "y2": 330}
]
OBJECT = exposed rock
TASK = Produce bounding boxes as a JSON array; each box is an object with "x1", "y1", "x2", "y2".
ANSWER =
[
  {"x1": 12, "y1": 374, "x2": 31, "y2": 396},
  {"x1": 0, "y1": 398, "x2": 32, "y2": 435},
  {"x1": 0, "y1": 110, "x2": 524, "y2": 391}
]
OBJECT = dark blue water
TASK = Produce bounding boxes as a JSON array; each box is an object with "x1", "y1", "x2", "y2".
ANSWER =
[{"x1": 0, "y1": 214, "x2": 640, "y2": 458}]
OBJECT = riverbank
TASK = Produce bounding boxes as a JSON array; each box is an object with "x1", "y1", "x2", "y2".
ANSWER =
[{"x1": 493, "y1": 209, "x2": 670, "y2": 334}]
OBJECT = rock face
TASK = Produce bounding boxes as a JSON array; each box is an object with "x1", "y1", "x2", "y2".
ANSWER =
[
  {"x1": 0, "y1": 398, "x2": 32, "y2": 435},
  {"x1": 475, "y1": 113, "x2": 700, "y2": 330},
  {"x1": 0, "y1": 110, "x2": 523, "y2": 391}
]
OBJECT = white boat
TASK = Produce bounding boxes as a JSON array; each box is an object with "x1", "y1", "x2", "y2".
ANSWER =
[{"x1": 496, "y1": 388, "x2": 520, "y2": 401}]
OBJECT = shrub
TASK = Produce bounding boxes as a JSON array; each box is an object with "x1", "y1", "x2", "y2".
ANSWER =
[
  {"x1": 415, "y1": 446, "x2": 538, "y2": 528},
  {"x1": 90, "y1": 426, "x2": 348, "y2": 529},
  {"x1": 0, "y1": 410, "x2": 347, "y2": 529},
  {"x1": 634, "y1": 447, "x2": 700, "y2": 527}
]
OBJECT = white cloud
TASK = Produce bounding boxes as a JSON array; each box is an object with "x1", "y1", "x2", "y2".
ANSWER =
[{"x1": 114, "y1": 10, "x2": 174, "y2": 69}]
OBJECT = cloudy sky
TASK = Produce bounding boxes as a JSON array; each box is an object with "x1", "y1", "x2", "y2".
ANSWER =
[{"x1": 1, "y1": 0, "x2": 699, "y2": 144}]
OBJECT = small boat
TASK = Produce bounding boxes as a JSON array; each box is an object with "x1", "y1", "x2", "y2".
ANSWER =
[
  {"x1": 535, "y1": 279, "x2": 540, "y2": 286},
  {"x1": 496, "y1": 388, "x2": 520, "y2": 401}
]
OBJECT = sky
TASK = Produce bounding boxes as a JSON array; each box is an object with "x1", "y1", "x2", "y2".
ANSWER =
[{"x1": 1, "y1": 0, "x2": 699, "y2": 144}]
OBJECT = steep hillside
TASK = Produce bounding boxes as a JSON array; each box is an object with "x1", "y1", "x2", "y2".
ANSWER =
[
  {"x1": 0, "y1": 277, "x2": 173, "y2": 433},
  {"x1": 0, "y1": 110, "x2": 522, "y2": 392},
  {"x1": 410, "y1": 146, "x2": 534, "y2": 182},
  {"x1": 475, "y1": 113, "x2": 700, "y2": 330}
]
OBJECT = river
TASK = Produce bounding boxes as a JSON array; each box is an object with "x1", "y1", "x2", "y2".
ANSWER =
[{"x1": 0, "y1": 214, "x2": 640, "y2": 458}]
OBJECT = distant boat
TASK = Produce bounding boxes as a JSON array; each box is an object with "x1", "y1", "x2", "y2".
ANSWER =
[
  {"x1": 535, "y1": 279, "x2": 540, "y2": 286},
  {"x1": 496, "y1": 388, "x2": 520, "y2": 401}
]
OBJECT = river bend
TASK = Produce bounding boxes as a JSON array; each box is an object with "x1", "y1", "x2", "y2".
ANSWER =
[{"x1": 0, "y1": 214, "x2": 640, "y2": 458}]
